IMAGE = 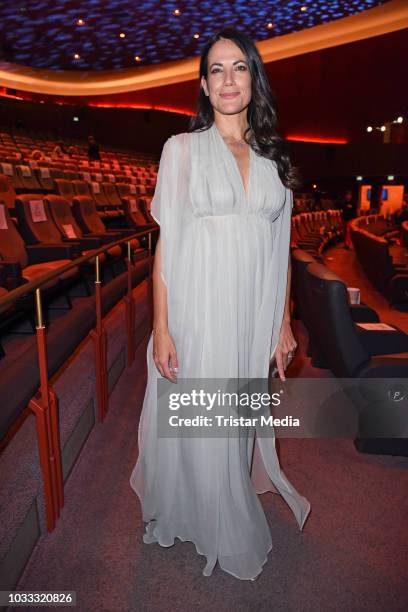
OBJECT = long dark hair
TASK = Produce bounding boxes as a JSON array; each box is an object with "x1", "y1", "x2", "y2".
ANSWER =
[{"x1": 189, "y1": 28, "x2": 300, "y2": 190}]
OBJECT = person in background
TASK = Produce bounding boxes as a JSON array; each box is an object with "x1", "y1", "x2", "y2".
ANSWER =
[
  {"x1": 51, "y1": 144, "x2": 67, "y2": 159},
  {"x1": 338, "y1": 189, "x2": 357, "y2": 249},
  {"x1": 30, "y1": 149, "x2": 45, "y2": 161},
  {"x1": 87, "y1": 135, "x2": 101, "y2": 161},
  {"x1": 67, "y1": 145, "x2": 78, "y2": 157}
]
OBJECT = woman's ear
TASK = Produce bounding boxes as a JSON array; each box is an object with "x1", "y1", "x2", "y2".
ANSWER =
[{"x1": 201, "y1": 76, "x2": 209, "y2": 97}]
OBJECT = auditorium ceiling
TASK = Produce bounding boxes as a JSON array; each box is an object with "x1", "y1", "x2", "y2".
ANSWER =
[
  {"x1": 0, "y1": 0, "x2": 391, "y2": 71},
  {"x1": 0, "y1": 0, "x2": 406, "y2": 143}
]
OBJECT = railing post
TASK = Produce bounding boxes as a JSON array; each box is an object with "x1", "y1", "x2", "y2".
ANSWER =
[
  {"x1": 28, "y1": 288, "x2": 64, "y2": 533},
  {"x1": 90, "y1": 255, "x2": 108, "y2": 421},
  {"x1": 124, "y1": 241, "x2": 136, "y2": 366}
]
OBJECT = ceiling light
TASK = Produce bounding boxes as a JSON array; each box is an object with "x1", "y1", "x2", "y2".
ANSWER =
[
  {"x1": 267, "y1": 22, "x2": 273, "y2": 29},
  {"x1": 74, "y1": 53, "x2": 80, "y2": 59},
  {"x1": 173, "y1": 9, "x2": 181, "y2": 16},
  {"x1": 300, "y1": 5, "x2": 307, "y2": 11},
  {"x1": 193, "y1": 33, "x2": 200, "y2": 39},
  {"x1": 397, "y1": 116, "x2": 403, "y2": 123},
  {"x1": 356, "y1": 176, "x2": 363, "y2": 181},
  {"x1": 387, "y1": 175, "x2": 394, "y2": 181},
  {"x1": 119, "y1": 32, "x2": 126, "y2": 38},
  {"x1": 380, "y1": 125, "x2": 386, "y2": 132},
  {"x1": 312, "y1": 184, "x2": 317, "y2": 189},
  {"x1": 73, "y1": 116, "x2": 79, "y2": 122},
  {"x1": 76, "y1": 18, "x2": 85, "y2": 26},
  {"x1": 134, "y1": 55, "x2": 142, "y2": 62},
  {"x1": 366, "y1": 126, "x2": 373, "y2": 132}
]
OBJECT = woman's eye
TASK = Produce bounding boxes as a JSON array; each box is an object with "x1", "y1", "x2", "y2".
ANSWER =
[
  {"x1": 236, "y1": 64, "x2": 247, "y2": 71},
  {"x1": 211, "y1": 68, "x2": 221, "y2": 74}
]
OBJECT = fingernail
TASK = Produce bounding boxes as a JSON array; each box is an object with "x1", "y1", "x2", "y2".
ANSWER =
[{"x1": 173, "y1": 367, "x2": 178, "y2": 372}]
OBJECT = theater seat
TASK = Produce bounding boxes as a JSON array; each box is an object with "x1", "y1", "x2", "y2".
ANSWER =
[
  {"x1": 305, "y1": 262, "x2": 408, "y2": 455},
  {"x1": 46, "y1": 195, "x2": 121, "y2": 260},
  {"x1": 0, "y1": 162, "x2": 25, "y2": 191},
  {"x1": 0, "y1": 202, "x2": 78, "y2": 289},
  {"x1": 292, "y1": 249, "x2": 380, "y2": 328},
  {"x1": 15, "y1": 165, "x2": 42, "y2": 192},
  {"x1": 122, "y1": 196, "x2": 156, "y2": 229},
  {"x1": 72, "y1": 179, "x2": 92, "y2": 198},
  {"x1": 305, "y1": 262, "x2": 408, "y2": 378},
  {"x1": 102, "y1": 182, "x2": 122, "y2": 207},
  {"x1": 0, "y1": 174, "x2": 16, "y2": 212},
  {"x1": 72, "y1": 196, "x2": 143, "y2": 254},
  {"x1": 55, "y1": 178, "x2": 75, "y2": 205},
  {"x1": 138, "y1": 196, "x2": 156, "y2": 225},
  {"x1": 35, "y1": 167, "x2": 55, "y2": 192}
]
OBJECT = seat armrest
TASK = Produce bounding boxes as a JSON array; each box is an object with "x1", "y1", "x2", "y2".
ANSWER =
[
  {"x1": 350, "y1": 304, "x2": 380, "y2": 323},
  {"x1": 0, "y1": 264, "x2": 7, "y2": 285},
  {"x1": 26, "y1": 243, "x2": 81, "y2": 264},
  {"x1": 357, "y1": 354, "x2": 408, "y2": 378},
  {"x1": 62, "y1": 236, "x2": 102, "y2": 249},
  {"x1": 0, "y1": 259, "x2": 22, "y2": 278},
  {"x1": 0, "y1": 260, "x2": 26, "y2": 289},
  {"x1": 356, "y1": 325, "x2": 408, "y2": 356}
]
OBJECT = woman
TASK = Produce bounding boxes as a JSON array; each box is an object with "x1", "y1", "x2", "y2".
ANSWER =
[{"x1": 130, "y1": 28, "x2": 311, "y2": 581}]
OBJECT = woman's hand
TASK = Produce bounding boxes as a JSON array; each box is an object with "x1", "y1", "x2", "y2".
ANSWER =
[
  {"x1": 153, "y1": 328, "x2": 179, "y2": 382},
  {"x1": 274, "y1": 320, "x2": 297, "y2": 381}
]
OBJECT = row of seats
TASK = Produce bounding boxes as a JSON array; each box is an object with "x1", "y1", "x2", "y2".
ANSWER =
[
  {"x1": 291, "y1": 248, "x2": 408, "y2": 456},
  {"x1": 352, "y1": 213, "x2": 399, "y2": 238},
  {"x1": 349, "y1": 220, "x2": 408, "y2": 309},
  {"x1": 0, "y1": 164, "x2": 155, "y2": 197},
  {"x1": 0, "y1": 193, "x2": 155, "y2": 288},
  {"x1": 0, "y1": 191, "x2": 157, "y2": 353},
  {"x1": 0, "y1": 173, "x2": 155, "y2": 224},
  {"x1": 0, "y1": 129, "x2": 158, "y2": 170},
  {"x1": 291, "y1": 210, "x2": 343, "y2": 255}
]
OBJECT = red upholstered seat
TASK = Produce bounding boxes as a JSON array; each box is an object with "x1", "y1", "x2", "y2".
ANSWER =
[
  {"x1": 0, "y1": 201, "x2": 77, "y2": 289},
  {"x1": 55, "y1": 179, "x2": 75, "y2": 205},
  {"x1": 0, "y1": 174, "x2": 16, "y2": 211}
]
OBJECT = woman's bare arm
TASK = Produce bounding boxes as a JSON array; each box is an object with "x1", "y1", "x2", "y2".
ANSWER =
[
  {"x1": 275, "y1": 253, "x2": 297, "y2": 381},
  {"x1": 152, "y1": 237, "x2": 168, "y2": 333},
  {"x1": 152, "y1": 237, "x2": 179, "y2": 381},
  {"x1": 282, "y1": 254, "x2": 292, "y2": 324}
]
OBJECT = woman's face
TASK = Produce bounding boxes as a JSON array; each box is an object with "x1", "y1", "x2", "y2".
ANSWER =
[{"x1": 201, "y1": 38, "x2": 252, "y2": 117}]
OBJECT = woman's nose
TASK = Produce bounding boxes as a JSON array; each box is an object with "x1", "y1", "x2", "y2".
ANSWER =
[{"x1": 223, "y1": 71, "x2": 235, "y2": 86}]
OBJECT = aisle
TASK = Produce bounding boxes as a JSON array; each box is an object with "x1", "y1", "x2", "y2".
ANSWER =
[{"x1": 322, "y1": 244, "x2": 408, "y2": 334}]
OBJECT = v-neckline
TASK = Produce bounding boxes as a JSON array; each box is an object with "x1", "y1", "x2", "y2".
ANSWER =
[{"x1": 212, "y1": 122, "x2": 252, "y2": 202}]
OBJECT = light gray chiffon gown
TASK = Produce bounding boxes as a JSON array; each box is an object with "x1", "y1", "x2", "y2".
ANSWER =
[{"x1": 129, "y1": 123, "x2": 311, "y2": 580}]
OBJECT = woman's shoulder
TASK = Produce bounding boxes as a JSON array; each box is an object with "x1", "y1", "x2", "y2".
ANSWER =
[{"x1": 162, "y1": 130, "x2": 207, "y2": 158}]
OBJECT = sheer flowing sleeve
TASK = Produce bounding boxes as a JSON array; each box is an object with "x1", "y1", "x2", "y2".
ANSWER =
[
  {"x1": 150, "y1": 136, "x2": 180, "y2": 290},
  {"x1": 269, "y1": 186, "x2": 294, "y2": 362}
]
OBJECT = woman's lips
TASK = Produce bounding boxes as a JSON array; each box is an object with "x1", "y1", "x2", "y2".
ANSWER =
[{"x1": 219, "y1": 92, "x2": 240, "y2": 99}]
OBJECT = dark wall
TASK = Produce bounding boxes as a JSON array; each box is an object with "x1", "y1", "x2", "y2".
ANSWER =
[
  {"x1": 0, "y1": 97, "x2": 190, "y2": 153},
  {"x1": 0, "y1": 97, "x2": 407, "y2": 189}
]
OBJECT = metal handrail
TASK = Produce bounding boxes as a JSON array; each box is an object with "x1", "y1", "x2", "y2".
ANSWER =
[{"x1": 0, "y1": 226, "x2": 159, "y2": 310}]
